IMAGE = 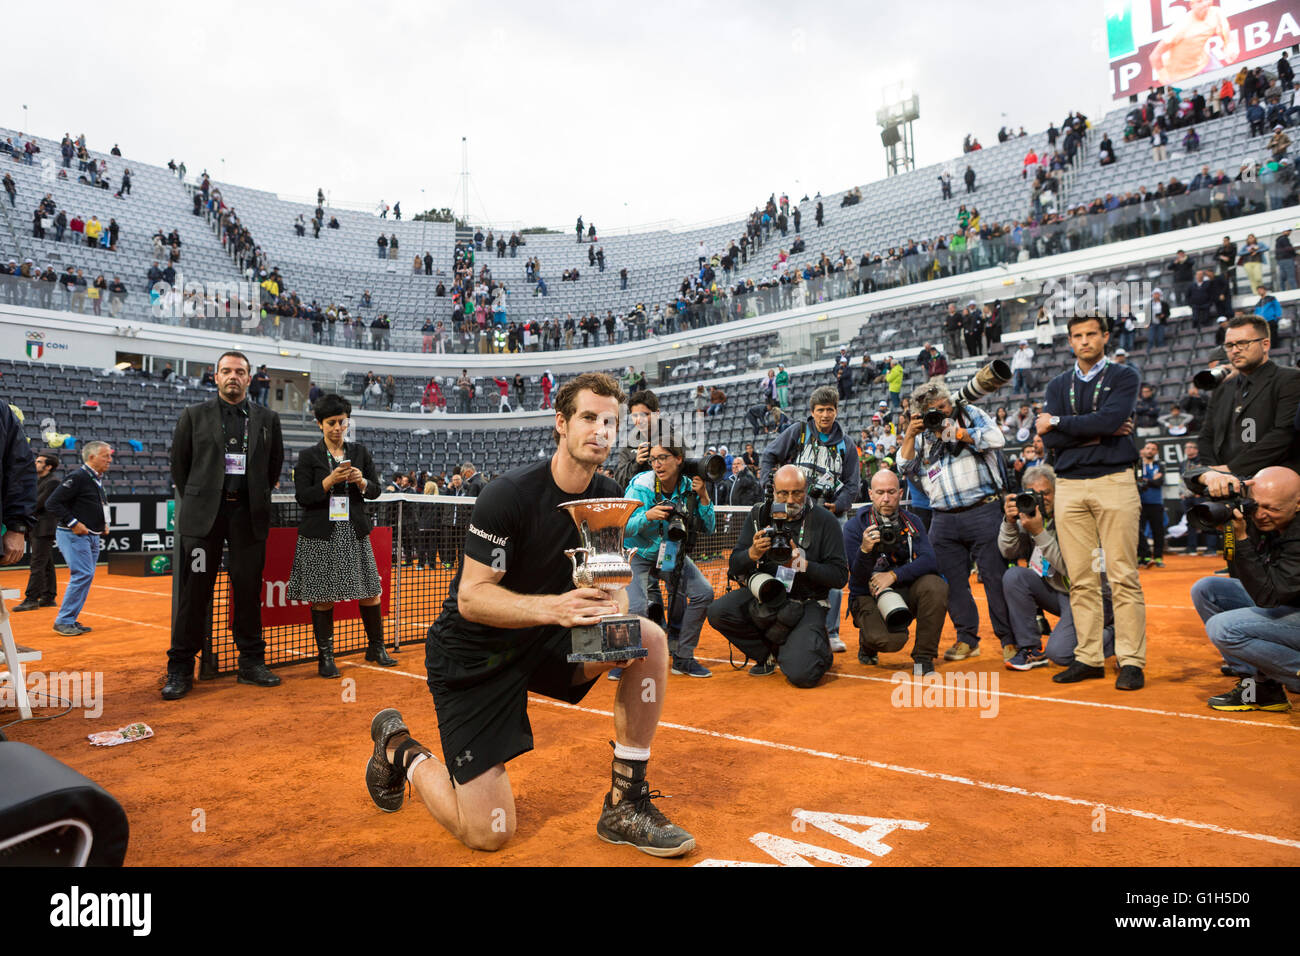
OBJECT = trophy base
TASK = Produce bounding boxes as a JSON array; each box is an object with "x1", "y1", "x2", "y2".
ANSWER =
[{"x1": 567, "y1": 615, "x2": 647, "y2": 664}]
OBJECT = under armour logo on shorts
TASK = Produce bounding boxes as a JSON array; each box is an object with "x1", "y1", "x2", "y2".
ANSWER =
[{"x1": 454, "y1": 750, "x2": 473, "y2": 768}]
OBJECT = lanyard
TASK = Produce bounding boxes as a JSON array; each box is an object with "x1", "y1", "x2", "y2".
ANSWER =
[
  {"x1": 226, "y1": 406, "x2": 250, "y2": 455},
  {"x1": 81, "y1": 464, "x2": 106, "y2": 503},
  {"x1": 1069, "y1": 362, "x2": 1107, "y2": 416}
]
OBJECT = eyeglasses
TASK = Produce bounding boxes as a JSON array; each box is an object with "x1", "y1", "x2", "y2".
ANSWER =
[
  {"x1": 648, "y1": 455, "x2": 676, "y2": 466},
  {"x1": 1223, "y1": 337, "x2": 1267, "y2": 352}
]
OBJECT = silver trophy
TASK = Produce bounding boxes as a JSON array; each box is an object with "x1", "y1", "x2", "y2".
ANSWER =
[{"x1": 558, "y1": 498, "x2": 647, "y2": 663}]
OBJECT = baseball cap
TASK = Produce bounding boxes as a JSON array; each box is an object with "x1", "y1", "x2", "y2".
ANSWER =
[{"x1": 1116, "y1": 348, "x2": 1128, "y2": 355}]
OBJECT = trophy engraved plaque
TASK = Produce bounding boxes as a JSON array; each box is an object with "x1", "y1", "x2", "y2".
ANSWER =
[{"x1": 558, "y1": 498, "x2": 647, "y2": 663}]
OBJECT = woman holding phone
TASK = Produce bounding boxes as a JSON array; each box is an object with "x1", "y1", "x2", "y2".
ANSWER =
[{"x1": 287, "y1": 393, "x2": 396, "y2": 677}]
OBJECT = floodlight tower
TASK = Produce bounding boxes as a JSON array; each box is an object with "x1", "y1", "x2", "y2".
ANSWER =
[{"x1": 876, "y1": 83, "x2": 920, "y2": 177}]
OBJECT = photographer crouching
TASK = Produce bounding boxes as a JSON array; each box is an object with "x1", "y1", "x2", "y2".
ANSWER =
[
  {"x1": 621, "y1": 435, "x2": 716, "y2": 679},
  {"x1": 1188, "y1": 465, "x2": 1300, "y2": 712},
  {"x1": 999, "y1": 465, "x2": 1115, "y2": 670},
  {"x1": 844, "y1": 470, "x2": 947, "y2": 674},
  {"x1": 707, "y1": 465, "x2": 849, "y2": 686}
]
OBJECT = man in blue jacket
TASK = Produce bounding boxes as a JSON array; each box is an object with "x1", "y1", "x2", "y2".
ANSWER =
[
  {"x1": 1253, "y1": 284, "x2": 1282, "y2": 347},
  {"x1": 1039, "y1": 314, "x2": 1147, "y2": 690},
  {"x1": 845, "y1": 470, "x2": 947, "y2": 673},
  {"x1": 760, "y1": 386, "x2": 860, "y2": 653},
  {"x1": 622, "y1": 436, "x2": 716, "y2": 678}
]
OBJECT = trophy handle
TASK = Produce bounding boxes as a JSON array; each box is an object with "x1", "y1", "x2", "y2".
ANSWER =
[{"x1": 565, "y1": 547, "x2": 590, "y2": 576}]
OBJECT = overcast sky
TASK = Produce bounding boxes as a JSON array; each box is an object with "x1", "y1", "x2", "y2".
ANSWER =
[{"x1": 7, "y1": 0, "x2": 1114, "y2": 232}]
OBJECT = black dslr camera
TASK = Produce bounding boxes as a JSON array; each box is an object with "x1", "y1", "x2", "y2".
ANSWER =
[
  {"x1": 807, "y1": 471, "x2": 836, "y2": 502},
  {"x1": 1014, "y1": 490, "x2": 1046, "y2": 518},
  {"x1": 764, "y1": 501, "x2": 795, "y2": 563},
  {"x1": 662, "y1": 502, "x2": 691, "y2": 542},
  {"x1": 874, "y1": 512, "x2": 902, "y2": 547},
  {"x1": 1182, "y1": 465, "x2": 1257, "y2": 532}
]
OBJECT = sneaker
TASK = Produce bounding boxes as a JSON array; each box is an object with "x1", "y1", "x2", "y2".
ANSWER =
[
  {"x1": 912, "y1": 659, "x2": 936, "y2": 676},
  {"x1": 365, "y1": 708, "x2": 410, "y2": 812},
  {"x1": 857, "y1": 649, "x2": 878, "y2": 666},
  {"x1": 10, "y1": 600, "x2": 40, "y2": 612},
  {"x1": 1001, "y1": 644, "x2": 1018, "y2": 662},
  {"x1": 596, "y1": 780, "x2": 695, "y2": 858},
  {"x1": 606, "y1": 667, "x2": 624, "y2": 682},
  {"x1": 1052, "y1": 661, "x2": 1106, "y2": 683},
  {"x1": 1138, "y1": 557, "x2": 1152, "y2": 568},
  {"x1": 1006, "y1": 646, "x2": 1051, "y2": 671},
  {"x1": 73, "y1": 622, "x2": 92, "y2": 633},
  {"x1": 52, "y1": 623, "x2": 83, "y2": 636},
  {"x1": 943, "y1": 641, "x2": 980, "y2": 661},
  {"x1": 750, "y1": 655, "x2": 777, "y2": 676},
  {"x1": 671, "y1": 658, "x2": 712, "y2": 678},
  {"x1": 1152, "y1": 559, "x2": 1164, "y2": 568},
  {"x1": 1207, "y1": 678, "x2": 1291, "y2": 712},
  {"x1": 1115, "y1": 665, "x2": 1145, "y2": 690},
  {"x1": 829, "y1": 635, "x2": 847, "y2": 653}
]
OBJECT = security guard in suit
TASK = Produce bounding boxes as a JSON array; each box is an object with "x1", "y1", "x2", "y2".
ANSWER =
[
  {"x1": 163, "y1": 350, "x2": 285, "y2": 700},
  {"x1": 13, "y1": 452, "x2": 61, "y2": 610}
]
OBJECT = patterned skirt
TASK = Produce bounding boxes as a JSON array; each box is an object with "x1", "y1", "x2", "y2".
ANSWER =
[{"x1": 286, "y1": 522, "x2": 382, "y2": 604}]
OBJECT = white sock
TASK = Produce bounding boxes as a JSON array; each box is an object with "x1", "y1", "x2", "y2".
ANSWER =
[{"x1": 613, "y1": 743, "x2": 651, "y2": 763}]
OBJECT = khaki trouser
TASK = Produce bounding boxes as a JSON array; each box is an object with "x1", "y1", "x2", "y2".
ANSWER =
[
  {"x1": 1055, "y1": 470, "x2": 1147, "y2": 668},
  {"x1": 1242, "y1": 261, "x2": 1263, "y2": 293}
]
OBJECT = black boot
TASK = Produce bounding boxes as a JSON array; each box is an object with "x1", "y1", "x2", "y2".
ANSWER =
[
  {"x1": 312, "y1": 607, "x2": 340, "y2": 678},
  {"x1": 360, "y1": 602, "x2": 396, "y2": 666}
]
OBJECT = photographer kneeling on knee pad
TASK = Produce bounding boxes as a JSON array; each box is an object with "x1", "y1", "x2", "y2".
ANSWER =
[
  {"x1": 999, "y1": 464, "x2": 1115, "y2": 671},
  {"x1": 844, "y1": 469, "x2": 947, "y2": 674},
  {"x1": 707, "y1": 464, "x2": 848, "y2": 686},
  {"x1": 1189, "y1": 465, "x2": 1300, "y2": 712}
]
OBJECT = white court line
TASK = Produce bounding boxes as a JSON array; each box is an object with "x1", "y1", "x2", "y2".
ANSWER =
[
  {"x1": 695, "y1": 657, "x2": 1300, "y2": 733},
  {"x1": 343, "y1": 661, "x2": 1300, "y2": 850},
  {"x1": 93, "y1": 584, "x2": 172, "y2": 597},
  {"x1": 78, "y1": 611, "x2": 168, "y2": 629}
]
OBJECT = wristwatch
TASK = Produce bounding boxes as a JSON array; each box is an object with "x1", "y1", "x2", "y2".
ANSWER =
[
  {"x1": 1049, "y1": 415, "x2": 1061, "y2": 428},
  {"x1": 5, "y1": 521, "x2": 29, "y2": 535}
]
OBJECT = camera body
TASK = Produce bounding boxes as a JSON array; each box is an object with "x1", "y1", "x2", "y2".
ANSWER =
[
  {"x1": 922, "y1": 408, "x2": 946, "y2": 431},
  {"x1": 807, "y1": 472, "x2": 836, "y2": 502},
  {"x1": 1187, "y1": 495, "x2": 1257, "y2": 532},
  {"x1": 1014, "y1": 490, "x2": 1045, "y2": 518},
  {"x1": 764, "y1": 501, "x2": 795, "y2": 563},
  {"x1": 875, "y1": 512, "x2": 902, "y2": 547},
  {"x1": 662, "y1": 501, "x2": 691, "y2": 542}
]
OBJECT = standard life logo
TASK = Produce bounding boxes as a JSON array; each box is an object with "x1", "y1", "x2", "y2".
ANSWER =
[{"x1": 49, "y1": 886, "x2": 151, "y2": 936}]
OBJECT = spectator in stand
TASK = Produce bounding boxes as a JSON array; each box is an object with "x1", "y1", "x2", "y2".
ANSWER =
[
  {"x1": 1167, "y1": 250, "x2": 1195, "y2": 305},
  {"x1": 1188, "y1": 269, "x2": 1215, "y2": 326},
  {"x1": 1268, "y1": 124, "x2": 1292, "y2": 161},
  {"x1": 964, "y1": 166, "x2": 976, "y2": 193},
  {"x1": 1135, "y1": 384, "x2": 1162, "y2": 438},
  {"x1": 1011, "y1": 340, "x2": 1036, "y2": 396},
  {"x1": 1274, "y1": 229, "x2": 1296, "y2": 293},
  {"x1": 1254, "y1": 285, "x2": 1282, "y2": 347},
  {"x1": 1098, "y1": 133, "x2": 1116, "y2": 166},
  {"x1": 1159, "y1": 404, "x2": 1193, "y2": 436},
  {"x1": 492, "y1": 376, "x2": 512, "y2": 413},
  {"x1": 707, "y1": 385, "x2": 727, "y2": 416},
  {"x1": 1146, "y1": 289, "x2": 1170, "y2": 350},
  {"x1": 1237, "y1": 234, "x2": 1266, "y2": 292},
  {"x1": 376, "y1": 234, "x2": 388, "y2": 259}
]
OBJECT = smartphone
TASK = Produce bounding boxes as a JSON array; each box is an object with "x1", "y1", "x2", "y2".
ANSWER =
[{"x1": 340, "y1": 459, "x2": 351, "y2": 469}]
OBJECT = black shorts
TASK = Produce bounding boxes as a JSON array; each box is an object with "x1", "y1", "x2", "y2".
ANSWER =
[{"x1": 425, "y1": 624, "x2": 599, "y2": 785}]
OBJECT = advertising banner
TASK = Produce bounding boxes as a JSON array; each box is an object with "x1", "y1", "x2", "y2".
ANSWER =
[{"x1": 1108, "y1": 0, "x2": 1300, "y2": 99}]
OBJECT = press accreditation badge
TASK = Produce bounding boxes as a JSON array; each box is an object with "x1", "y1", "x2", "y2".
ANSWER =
[
  {"x1": 329, "y1": 495, "x2": 350, "y2": 521},
  {"x1": 1029, "y1": 545, "x2": 1048, "y2": 579},
  {"x1": 776, "y1": 565, "x2": 796, "y2": 591},
  {"x1": 656, "y1": 539, "x2": 679, "y2": 572},
  {"x1": 224, "y1": 453, "x2": 247, "y2": 475}
]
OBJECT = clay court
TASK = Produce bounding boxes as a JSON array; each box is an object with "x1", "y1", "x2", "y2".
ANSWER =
[{"x1": 2, "y1": 554, "x2": 1297, "y2": 867}]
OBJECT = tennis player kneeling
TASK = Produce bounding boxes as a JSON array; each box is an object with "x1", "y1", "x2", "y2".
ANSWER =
[{"x1": 364, "y1": 373, "x2": 695, "y2": 857}]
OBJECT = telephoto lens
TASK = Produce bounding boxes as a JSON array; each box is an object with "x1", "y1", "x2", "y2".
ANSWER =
[
  {"x1": 874, "y1": 588, "x2": 914, "y2": 629},
  {"x1": 1193, "y1": 365, "x2": 1233, "y2": 391},
  {"x1": 747, "y1": 573, "x2": 786, "y2": 608}
]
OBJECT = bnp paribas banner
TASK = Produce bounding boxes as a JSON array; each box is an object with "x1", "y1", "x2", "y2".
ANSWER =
[{"x1": 1108, "y1": 0, "x2": 1300, "y2": 99}]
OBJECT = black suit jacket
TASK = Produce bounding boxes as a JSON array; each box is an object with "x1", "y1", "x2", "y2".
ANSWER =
[
  {"x1": 171, "y1": 398, "x2": 284, "y2": 540},
  {"x1": 293, "y1": 441, "x2": 381, "y2": 540},
  {"x1": 34, "y1": 473, "x2": 60, "y2": 537},
  {"x1": 1197, "y1": 360, "x2": 1300, "y2": 477}
]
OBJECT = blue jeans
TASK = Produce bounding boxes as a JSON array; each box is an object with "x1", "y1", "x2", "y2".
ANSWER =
[
  {"x1": 1148, "y1": 322, "x2": 1166, "y2": 349},
  {"x1": 55, "y1": 528, "x2": 101, "y2": 628},
  {"x1": 1191, "y1": 577, "x2": 1300, "y2": 691},
  {"x1": 628, "y1": 552, "x2": 712, "y2": 662},
  {"x1": 826, "y1": 510, "x2": 848, "y2": 636},
  {"x1": 1011, "y1": 369, "x2": 1034, "y2": 395}
]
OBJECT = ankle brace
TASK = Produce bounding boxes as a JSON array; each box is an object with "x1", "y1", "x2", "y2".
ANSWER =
[{"x1": 392, "y1": 736, "x2": 431, "y2": 772}]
